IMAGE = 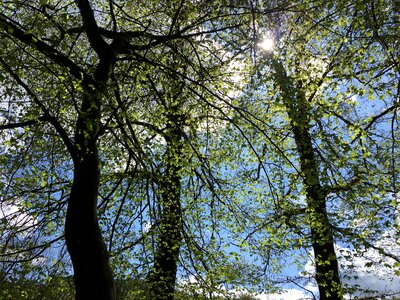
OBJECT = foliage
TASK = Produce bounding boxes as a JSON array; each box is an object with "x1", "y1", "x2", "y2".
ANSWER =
[
  {"x1": 0, "y1": 274, "x2": 75, "y2": 300},
  {"x1": 0, "y1": 0, "x2": 399, "y2": 299}
]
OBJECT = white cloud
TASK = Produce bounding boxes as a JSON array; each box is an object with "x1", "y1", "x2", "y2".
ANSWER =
[
  {"x1": 299, "y1": 236, "x2": 400, "y2": 299},
  {"x1": 1, "y1": 203, "x2": 33, "y2": 228},
  {"x1": 338, "y1": 238, "x2": 400, "y2": 299},
  {"x1": 255, "y1": 288, "x2": 314, "y2": 300}
]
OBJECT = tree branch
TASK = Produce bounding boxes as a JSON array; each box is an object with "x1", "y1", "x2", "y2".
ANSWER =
[
  {"x1": 74, "y1": 0, "x2": 111, "y2": 57},
  {"x1": 0, "y1": 117, "x2": 46, "y2": 130},
  {"x1": 351, "y1": 103, "x2": 399, "y2": 144},
  {"x1": 0, "y1": 13, "x2": 94, "y2": 86}
]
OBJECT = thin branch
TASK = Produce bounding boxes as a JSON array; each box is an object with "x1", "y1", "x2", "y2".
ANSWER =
[
  {"x1": 0, "y1": 13, "x2": 93, "y2": 86},
  {"x1": 351, "y1": 103, "x2": 399, "y2": 144},
  {"x1": 109, "y1": 0, "x2": 117, "y2": 33},
  {"x1": 0, "y1": 117, "x2": 46, "y2": 130},
  {"x1": 169, "y1": 0, "x2": 185, "y2": 35},
  {"x1": 323, "y1": 176, "x2": 361, "y2": 195},
  {"x1": 333, "y1": 225, "x2": 400, "y2": 263},
  {"x1": 0, "y1": 57, "x2": 78, "y2": 162},
  {"x1": 0, "y1": 235, "x2": 64, "y2": 258},
  {"x1": 108, "y1": 175, "x2": 132, "y2": 252}
]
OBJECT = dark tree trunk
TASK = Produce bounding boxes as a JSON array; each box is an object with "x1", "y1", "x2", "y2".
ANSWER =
[
  {"x1": 271, "y1": 59, "x2": 343, "y2": 299},
  {"x1": 147, "y1": 114, "x2": 183, "y2": 300},
  {"x1": 65, "y1": 56, "x2": 116, "y2": 299},
  {"x1": 65, "y1": 152, "x2": 116, "y2": 300}
]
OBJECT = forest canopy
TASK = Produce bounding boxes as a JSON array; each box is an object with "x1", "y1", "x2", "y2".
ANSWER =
[{"x1": 0, "y1": 0, "x2": 399, "y2": 299}]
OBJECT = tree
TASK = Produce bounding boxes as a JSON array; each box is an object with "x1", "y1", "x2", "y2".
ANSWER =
[
  {"x1": 241, "y1": 0, "x2": 399, "y2": 298},
  {"x1": 269, "y1": 57, "x2": 342, "y2": 299}
]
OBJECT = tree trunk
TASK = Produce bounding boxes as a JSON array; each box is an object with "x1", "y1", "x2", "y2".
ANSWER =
[
  {"x1": 65, "y1": 152, "x2": 116, "y2": 300},
  {"x1": 291, "y1": 125, "x2": 342, "y2": 300},
  {"x1": 271, "y1": 59, "x2": 343, "y2": 299},
  {"x1": 147, "y1": 115, "x2": 183, "y2": 300},
  {"x1": 65, "y1": 58, "x2": 116, "y2": 299}
]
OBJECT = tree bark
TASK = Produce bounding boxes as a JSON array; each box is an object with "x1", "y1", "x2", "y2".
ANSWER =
[
  {"x1": 291, "y1": 123, "x2": 342, "y2": 300},
  {"x1": 64, "y1": 2, "x2": 117, "y2": 297},
  {"x1": 147, "y1": 114, "x2": 183, "y2": 300},
  {"x1": 65, "y1": 152, "x2": 116, "y2": 300},
  {"x1": 271, "y1": 59, "x2": 343, "y2": 299},
  {"x1": 65, "y1": 57, "x2": 116, "y2": 299}
]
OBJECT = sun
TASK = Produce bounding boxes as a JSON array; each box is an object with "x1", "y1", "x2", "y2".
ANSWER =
[{"x1": 259, "y1": 38, "x2": 274, "y2": 51}]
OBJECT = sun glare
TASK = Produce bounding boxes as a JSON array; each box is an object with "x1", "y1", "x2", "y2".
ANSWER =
[{"x1": 259, "y1": 38, "x2": 274, "y2": 51}]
